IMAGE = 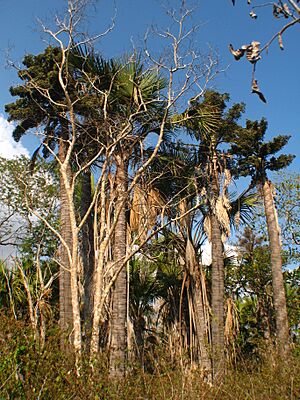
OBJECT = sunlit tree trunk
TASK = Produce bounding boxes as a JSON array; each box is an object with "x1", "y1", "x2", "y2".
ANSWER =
[
  {"x1": 58, "y1": 136, "x2": 73, "y2": 340},
  {"x1": 109, "y1": 154, "x2": 128, "y2": 377},
  {"x1": 210, "y1": 212, "x2": 225, "y2": 380},
  {"x1": 59, "y1": 129, "x2": 82, "y2": 356},
  {"x1": 261, "y1": 178, "x2": 290, "y2": 355}
]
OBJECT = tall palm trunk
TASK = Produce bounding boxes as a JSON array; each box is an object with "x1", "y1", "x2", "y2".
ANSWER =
[
  {"x1": 81, "y1": 169, "x2": 95, "y2": 348},
  {"x1": 210, "y1": 212, "x2": 225, "y2": 380},
  {"x1": 58, "y1": 136, "x2": 73, "y2": 337},
  {"x1": 110, "y1": 154, "x2": 128, "y2": 376},
  {"x1": 261, "y1": 178, "x2": 290, "y2": 355}
]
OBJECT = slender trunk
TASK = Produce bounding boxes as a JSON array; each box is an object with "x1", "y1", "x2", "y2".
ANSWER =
[
  {"x1": 210, "y1": 212, "x2": 225, "y2": 380},
  {"x1": 59, "y1": 133, "x2": 82, "y2": 356},
  {"x1": 58, "y1": 137, "x2": 73, "y2": 338},
  {"x1": 109, "y1": 154, "x2": 128, "y2": 377},
  {"x1": 81, "y1": 169, "x2": 95, "y2": 347},
  {"x1": 90, "y1": 171, "x2": 108, "y2": 355},
  {"x1": 262, "y1": 178, "x2": 290, "y2": 355}
]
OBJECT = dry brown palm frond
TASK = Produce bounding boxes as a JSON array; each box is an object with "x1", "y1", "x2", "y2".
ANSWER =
[
  {"x1": 223, "y1": 169, "x2": 231, "y2": 193},
  {"x1": 130, "y1": 185, "x2": 148, "y2": 241},
  {"x1": 224, "y1": 297, "x2": 239, "y2": 365},
  {"x1": 130, "y1": 185, "x2": 165, "y2": 241},
  {"x1": 234, "y1": 210, "x2": 240, "y2": 227},
  {"x1": 223, "y1": 194, "x2": 231, "y2": 211},
  {"x1": 218, "y1": 168, "x2": 232, "y2": 197},
  {"x1": 178, "y1": 197, "x2": 192, "y2": 230},
  {"x1": 148, "y1": 187, "x2": 165, "y2": 226},
  {"x1": 215, "y1": 196, "x2": 231, "y2": 238},
  {"x1": 185, "y1": 238, "x2": 199, "y2": 279},
  {"x1": 200, "y1": 267, "x2": 211, "y2": 342},
  {"x1": 178, "y1": 197, "x2": 187, "y2": 217},
  {"x1": 130, "y1": 185, "x2": 144, "y2": 232}
]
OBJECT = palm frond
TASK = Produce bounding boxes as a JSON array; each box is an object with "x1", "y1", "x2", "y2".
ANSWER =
[{"x1": 229, "y1": 189, "x2": 259, "y2": 229}]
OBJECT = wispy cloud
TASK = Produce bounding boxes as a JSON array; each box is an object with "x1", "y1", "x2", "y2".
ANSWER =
[{"x1": 0, "y1": 115, "x2": 29, "y2": 159}]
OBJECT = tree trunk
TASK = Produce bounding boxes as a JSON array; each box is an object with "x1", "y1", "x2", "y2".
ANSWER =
[
  {"x1": 210, "y1": 212, "x2": 225, "y2": 380},
  {"x1": 80, "y1": 169, "x2": 95, "y2": 348},
  {"x1": 58, "y1": 137, "x2": 73, "y2": 339},
  {"x1": 109, "y1": 154, "x2": 128, "y2": 377},
  {"x1": 262, "y1": 178, "x2": 290, "y2": 355},
  {"x1": 186, "y1": 238, "x2": 211, "y2": 376},
  {"x1": 59, "y1": 133, "x2": 82, "y2": 357}
]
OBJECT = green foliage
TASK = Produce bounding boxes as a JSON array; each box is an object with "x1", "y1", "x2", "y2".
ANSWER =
[
  {"x1": 225, "y1": 226, "x2": 300, "y2": 358},
  {"x1": 129, "y1": 259, "x2": 161, "y2": 328},
  {"x1": 5, "y1": 46, "x2": 65, "y2": 147},
  {"x1": 230, "y1": 118, "x2": 295, "y2": 182},
  {"x1": 284, "y1": 267, "x2": 300, "y2": 339},
  {"x1": 0, "y1": 155, "x2": 59, "y2": 257},
  {"x1": 275, "y1": 172, "x2": 300, "y2": 262},
  {"x1": 182, "y1": 90, "x2": 245, "y2": 149}
]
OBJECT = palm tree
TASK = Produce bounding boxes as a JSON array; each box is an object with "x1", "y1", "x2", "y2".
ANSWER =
[
  {"x1": 180, "y1": 90, "x2": 245, "y2": 379},
  {"x1": 136, "y1": 140, "x2": 213, "y2": 371},
  {"x1": 74, "y1": 50, "x2": 168, "y2": 374},
  {"x1": 109, "y1": 59, "x2": 167, "y2": 376},
  {"x1": 230, "y1": 118, "x2": 294, "y2": 356},
  {"x1": 5, "y1": 47, "x2": 76, "y2": 337}
]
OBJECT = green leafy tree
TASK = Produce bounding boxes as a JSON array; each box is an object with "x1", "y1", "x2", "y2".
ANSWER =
[
  {"x1": 5, "y1": 47, "x2": 77, "y2": 335},
  {"x1": 275, "y1": 172, "x2": 300, "y2": 262},
  {"x1": 231, "y1": 118, "x2": 295, "y2": 355}
]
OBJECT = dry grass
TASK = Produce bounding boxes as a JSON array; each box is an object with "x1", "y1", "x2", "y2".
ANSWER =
[{"x1": 0, "y1": 313, "x2": 299, "y2": 399}]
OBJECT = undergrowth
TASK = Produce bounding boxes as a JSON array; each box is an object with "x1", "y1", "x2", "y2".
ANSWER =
[{"x1": 0, "y1": 313, "x2": 299, "y2": 400}]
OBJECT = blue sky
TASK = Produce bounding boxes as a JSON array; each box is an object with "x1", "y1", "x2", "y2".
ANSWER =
[{"x1": 0, "y1": 0, "x2": 299, "y2": 174}]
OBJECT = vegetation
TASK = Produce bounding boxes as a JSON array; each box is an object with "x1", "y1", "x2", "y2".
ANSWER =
[{"x1": 0, "y1": 0, "x2": 299, "y2": 397}]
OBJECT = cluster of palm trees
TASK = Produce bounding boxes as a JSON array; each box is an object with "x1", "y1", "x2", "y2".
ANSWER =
[{"x1": 3, "y1": 41, "x2": 294, "y2": 381}]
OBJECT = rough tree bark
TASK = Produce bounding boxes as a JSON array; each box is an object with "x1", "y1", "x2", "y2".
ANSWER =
[
  {"x1": 210, "y1": 212, "x2": 225, "y2": 380},
  {"x1": 58, "y1": 135, "x2": 73, "y2": 340},
  {"x1": 262, "y1": 178, "x2": 290, "y2": 355},
  {"x1": 109, "y1": 154, "x2": 128, "y2": 377}
]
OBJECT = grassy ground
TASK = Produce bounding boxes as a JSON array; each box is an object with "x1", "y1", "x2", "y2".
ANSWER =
[{"x1": 0, "y1": 314, "x2": 299, "y2": 399}]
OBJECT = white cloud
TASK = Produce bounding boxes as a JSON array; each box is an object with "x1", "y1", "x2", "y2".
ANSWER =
[{"x1": 0, "y1": 115, "x2": 29, "y2": 159}]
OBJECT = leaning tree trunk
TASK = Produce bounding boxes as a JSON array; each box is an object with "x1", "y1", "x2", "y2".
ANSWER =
[
  {"x1": 80, "y1": 169, "x2": 95, "y2": 348},
  {"x1": 261, "y1": 178, "x2": 290, "y2": 355},
  {"x1": 210, "y1": 212, "x2": 225, "y2": 381},
  {"x1": 109, "y1": 154, "x2": 128, "y2": 377},
  {"x1": 58, "y1": 136, "x2": 73, "y2": 341}
]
